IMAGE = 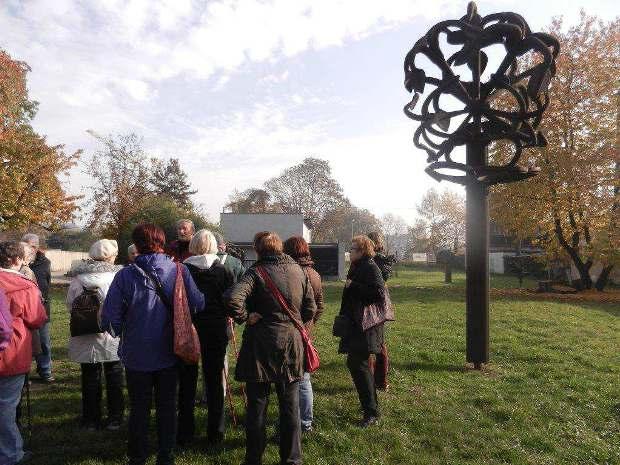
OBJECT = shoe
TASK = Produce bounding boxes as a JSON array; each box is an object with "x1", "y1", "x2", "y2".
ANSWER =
[
  {"x1": 360, "y1": 416, "x2": 379, "y2": 428},
  {"x1": 40, "y1": 376, "x2": 55, "y2": 384},
  {"x1": 80, "y1": 421, "x2": 98, "y2": 432},
  {"x1": 176, "y1": 436, "x2": 193, "y2": 447},
  {"x1": 301, "y1": 424, "x2": 313, "y2": 433},
  {"x1": 105, "y1": 420, "x2": 122, "y2": 431},
  {"x1": 17, "y1": 451, "x2": 33, "y2": 463},
  {"x1": 207, "y1": 432, "x2": 224, "y2": 445}
]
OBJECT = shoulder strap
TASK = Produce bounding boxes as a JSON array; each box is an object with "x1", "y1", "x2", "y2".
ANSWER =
[
  {"x1": 132, "y1": 263, "x2": 173, "y2": 311},
  {"x1": 255, "y1": 266, "x2": 304, "y2": 333}
]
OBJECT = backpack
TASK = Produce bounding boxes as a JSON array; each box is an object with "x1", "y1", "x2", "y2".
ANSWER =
[
  {"x1": 191, "y1": 260, "x2": 233, "y2": 311},
  {"x1": 0, "y1": 288, "x2": 13, "y2": 352},
  {"x1": 70, "y1": 287, "x2": 104, "y2": 337}
]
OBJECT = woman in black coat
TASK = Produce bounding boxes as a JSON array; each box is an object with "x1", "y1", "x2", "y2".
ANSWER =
[
  {"x1": 181, "y1": 229, "x2": 237, "y2": 445},
  {"x1": 338, "y1": 235, "x2": 385, "y2": 427}
]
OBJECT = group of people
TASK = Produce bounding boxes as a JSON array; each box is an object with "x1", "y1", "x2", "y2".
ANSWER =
[{"x1": 0, "y1": 219, "x2": 394, "y2": 465}]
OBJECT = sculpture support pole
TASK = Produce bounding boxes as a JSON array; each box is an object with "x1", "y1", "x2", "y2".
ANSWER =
[
  {"x1": 465, "y1": 141, "x2": 489, "y2": 367},
  {"x1": 402, "y1": 1, "x2": 558, "y2": 367}
]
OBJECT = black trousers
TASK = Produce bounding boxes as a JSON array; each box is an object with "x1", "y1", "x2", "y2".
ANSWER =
[
  {"x1": 80, "y1": 361, "x2": 124, "y2": 425},
  {"x1": 176, "y1": 363, "x2": 198, "y2": 443},
  {"x1": 126, "y1": 366, "x2": 177, "y2": 465},
  {"x1": 347, "y1": 350, "x2": 379, "y2": 418},
  {"x1": 195, "y1": 319, "x2": 228, "y2": 441},
  {"x1": 245, "y1": 380, "x2": 301, "y2": 465}
]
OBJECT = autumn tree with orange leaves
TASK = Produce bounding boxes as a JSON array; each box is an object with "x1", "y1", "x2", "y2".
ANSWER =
[
  {"x1": 490, "y1": 13, "x2": 620, "y2": 290},
  {"x1": 0, "y1": 49, "x2": 80, "y2": 231}
]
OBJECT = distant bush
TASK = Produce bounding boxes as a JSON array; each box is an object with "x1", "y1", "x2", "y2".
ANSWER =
[
  {"x1": 46, "y1": 229, "x2": 99, "y2": 252},
  {"x1": 504, "y1": 254, "x2": 547, "y2": 279},
  {"x1": 116, "y1": 197, "x2": 219, "y2": 262}
]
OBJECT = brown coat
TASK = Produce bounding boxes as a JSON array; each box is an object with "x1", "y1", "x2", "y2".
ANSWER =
[
  {"x1": 225, "y1": 254, "x2": 316, "y2": 383},
  {"x1": 297, "y1": 256, "x2": 324, "y2": 324}
]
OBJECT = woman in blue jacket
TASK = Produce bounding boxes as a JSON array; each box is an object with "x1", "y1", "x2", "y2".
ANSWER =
[{"x1": 102, "y1": 224, "x2": 204, "y2": 465}]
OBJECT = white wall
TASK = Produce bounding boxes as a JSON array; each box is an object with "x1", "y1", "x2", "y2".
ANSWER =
[
  {"x1": 221, "y1": 213, "x2": 309, "y2": 243},
  {"x1": 45, "y1": 249, "x2": 89, "y2": 272},
  {"x1": 489, "y1": 252, "x2": 515, "y2": 274}
]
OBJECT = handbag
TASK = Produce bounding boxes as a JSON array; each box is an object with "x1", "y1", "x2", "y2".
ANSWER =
[
  {"x1": 135, "y1": 262, "x2": 201, "y2": 364},
  {"x1": 172, "y1": 262, "x2": 201, "y2": 364},
  {"x1": 256, "y1": 266, "x2": 320, "y2": 373},
  {"x1": 332, "y1": 314, "x2": 350, "y2": 338},
  {"x1": 360, "y1": 286, "x2": 395, "y2": 332}
]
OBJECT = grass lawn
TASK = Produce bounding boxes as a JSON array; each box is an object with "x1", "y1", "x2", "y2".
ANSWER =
[{"x1": 24, "y1": 268, "x2": 619, "y2": 465}]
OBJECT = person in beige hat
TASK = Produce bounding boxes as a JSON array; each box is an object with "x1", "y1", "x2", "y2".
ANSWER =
[{"x1": 66, "y1": 239, "x2": 125, "y2": 431}]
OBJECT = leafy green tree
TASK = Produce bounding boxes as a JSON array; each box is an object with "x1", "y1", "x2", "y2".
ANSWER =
[
  {"x1": 151, "y1": 158, "x2": 197, "y2": 209},
  {"x1": 117, "y1": 196, "x2": 218, "y2": 262}
]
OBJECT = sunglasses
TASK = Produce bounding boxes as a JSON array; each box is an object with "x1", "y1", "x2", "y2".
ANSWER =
[{"x1": 349, "y1": 247, "x2": 360, "y2": 252}]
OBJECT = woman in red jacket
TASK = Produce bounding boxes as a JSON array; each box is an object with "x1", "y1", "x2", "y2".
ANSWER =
[{"x1": 0, "y1": 241, "x2": 47, "y2": 465}]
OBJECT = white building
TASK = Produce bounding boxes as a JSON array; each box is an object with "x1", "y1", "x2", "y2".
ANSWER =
[
  {"x1": 220, "y1": 212, "x2": 312, "y2": 265},
  {"x1": 220, "y1": 212, "x2": 345, "y2": 279}
]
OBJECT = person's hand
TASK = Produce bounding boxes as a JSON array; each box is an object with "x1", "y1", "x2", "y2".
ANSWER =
[
  {"x1": 345, "y1": 279, "x2": 352, "y2": 288},
  {"x1": 248, "y1": 312, "x2": 263, "y2": 326}
]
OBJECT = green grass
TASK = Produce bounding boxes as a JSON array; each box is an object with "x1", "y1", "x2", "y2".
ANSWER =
[{"x1": 25, "y1": 268, "x2": 619, "y2": 465}]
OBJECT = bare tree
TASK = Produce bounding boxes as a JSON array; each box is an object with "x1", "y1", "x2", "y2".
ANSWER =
[
  {"x1": 85, "y1": 133, "x2": 152, "y2": 238},
  {"x1": 415, "y1": 188, "x2": 466, "y2": 255},
  {"x1": 315, "y1": 204, "x2": 381, "y2": 243},
  {"x1": 225, "y1": 188, "x2": 279, "y2": 213},
  {"x1": 380, "y1": 213, "x2": 409, "y2": 255},
  {"x1": 264, "y1": 157, "x2": 348, "y2": 235}
]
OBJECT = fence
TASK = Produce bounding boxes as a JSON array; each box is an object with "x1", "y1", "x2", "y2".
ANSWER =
[{"x1": 45, "y1": 249, "x2": 89, "y2": 273}]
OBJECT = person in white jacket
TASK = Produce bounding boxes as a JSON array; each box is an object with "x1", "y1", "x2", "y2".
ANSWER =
[{"x1": 66, "y1": 239, "x2": 124, "y2": 431}]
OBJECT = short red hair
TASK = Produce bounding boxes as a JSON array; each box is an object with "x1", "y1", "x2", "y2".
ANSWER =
[
  {"x1": 283, "y1": 236, "x2": 310, "y2": 261},
  {"x1": 132, "y1": 223, "x2": 166, "y2": 254},
  {"x1": 254, "y1": 231, "x2": 283, "y2": 257},
  {"x1": 352, "y1": 235, "x2": 376, "y2": 258}
]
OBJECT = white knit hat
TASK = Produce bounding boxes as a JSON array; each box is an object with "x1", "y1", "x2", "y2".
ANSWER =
[{"x1": 89, "y1": 239, "x2": 118, "y2": 260}]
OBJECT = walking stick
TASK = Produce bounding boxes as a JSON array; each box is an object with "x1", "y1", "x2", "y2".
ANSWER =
[
  {"x1": 228, "y1": 318, "x2": 247, "y2": 407},
  {"x1": 223, "y1": 362, "x2": 238, "y2": 427},
  {"x1": 24, "y1": 374, "x2": 32, "y2": 443}
]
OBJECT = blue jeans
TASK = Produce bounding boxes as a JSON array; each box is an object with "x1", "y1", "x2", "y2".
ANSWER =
[
  {"x1": 299, "y1": 372, "x2": 313, "y2": 429},
  {"x1": 35, "y1": 322, "x2": 52, "y2": 379},
  {"x1": 0, "y1": 375, "x2": 26, "y2": 465}
]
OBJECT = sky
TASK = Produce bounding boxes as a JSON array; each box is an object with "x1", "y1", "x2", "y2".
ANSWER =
[{"x1": 1, "y1": 0, "x2": 617, "y2": 226}]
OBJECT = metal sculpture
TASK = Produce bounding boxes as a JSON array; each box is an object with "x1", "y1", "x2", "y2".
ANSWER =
[{"x1": 403, "y1": 1, "x2": 559, "y2": 367}]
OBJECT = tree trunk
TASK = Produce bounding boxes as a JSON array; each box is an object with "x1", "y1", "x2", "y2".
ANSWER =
[
  {"x1": 445, "y1": 262, "x2": 452, "y2": 283},
  {"x1": 595, "y1": 265, "x2": 614, "y2": 291},
  {"x1": 553, "y1": 217, "x2": 593, "y2": 289}
]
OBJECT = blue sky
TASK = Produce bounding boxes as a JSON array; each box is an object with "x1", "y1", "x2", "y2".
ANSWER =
[{"x1": 1, "y1": 0, "x2": 617, "y2": 225}]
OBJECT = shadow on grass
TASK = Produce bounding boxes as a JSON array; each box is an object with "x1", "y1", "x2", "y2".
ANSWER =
[{"x1": 393, "y1": 361, "x2": 466, "y2": 373}]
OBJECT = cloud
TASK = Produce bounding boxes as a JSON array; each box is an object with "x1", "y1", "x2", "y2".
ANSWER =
[
  {"x1": 7, "y1": 0, "x2": 611, "y2": 227},
  {"x1": 260, "y1": 70, "x2": 290, "y2": 85},
  {"x1": 2, "y1": 1, "x2": 463, "y2": 90}
]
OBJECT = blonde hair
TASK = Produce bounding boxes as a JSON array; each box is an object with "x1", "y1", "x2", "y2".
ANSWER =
[{"x1": 189, "y1": 229, "x2": 218, "y2": 255}]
